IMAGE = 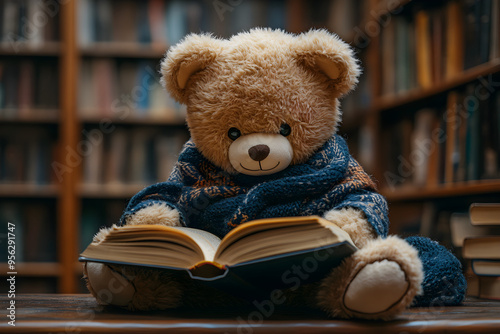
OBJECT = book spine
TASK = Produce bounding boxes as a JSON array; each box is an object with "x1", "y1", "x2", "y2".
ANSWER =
[
  {"x1": 78, "y1": 59, "x2": 182, "y2": 120},
  {"x1": 82, "y1": 125, "x2": 185, "y2": 186},
  {"x1": 415, "y1": 10, "x2": 433, "y2": 89}
]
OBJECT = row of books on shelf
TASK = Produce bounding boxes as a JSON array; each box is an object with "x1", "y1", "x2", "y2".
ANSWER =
[
  {"x1": 82, "y1": 126, "x2": 188, "y2": 186},
  {"x1": 77, "y1": 0, "x2": 289, "y2": 47},
  {"x1": 0, "y1": 0, "x2": 59, "y2": 45},
  {"x1": 79, "y1": 58, "x2": 185, "y2": 121},
  {"x1": 0, "y1": 58, "x2": 59, "y2": 113},
  {"x1": 450, "y1": 203, "x2": 500, "y2": 300},
  {"x1": 0, "y1": 201, "x2": 56, "y2": 262},
  {"x1": 0, "y1": 126, "x2": 56, "y2": 184},
  {"x1": 380, "y1": 0, "x2": 500, "y2": 96},
  {"x1": 383, "y1": 86, "x2": 500, "y2": 189}
]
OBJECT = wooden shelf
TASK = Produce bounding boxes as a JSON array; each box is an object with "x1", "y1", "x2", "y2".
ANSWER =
[
  {"x1": 79, "y1": 183, "x2": 147, "y2": 198},
  {"x1": 0, "y1": 109, "x2": 59, "y2": 124},
  {"x1": 79, "y1": 42, "x2": 168, "y2": 58},
  {"x1": 382, "y1": 180, "x2": 500, "y2": 202},
  {"x1": 0, "y1": 42, "x2": 61, "y2": 56},
  {"x1": 79, "y1": 113, "x2": 186, "y2": 126},
  {"x1": 0, "y1": 184, "x2": 60, "y2": 198},
  {"x1": 0, "y1": 262, "x2": 61, "y2": 277},
  {"x1": 374, "y1": 58, "x2": 500, "y2": 112}
]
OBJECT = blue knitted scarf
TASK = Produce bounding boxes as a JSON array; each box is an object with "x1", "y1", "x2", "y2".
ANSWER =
[{"x1": 120, "y1": 135, "x2": 389, "y2": 239}]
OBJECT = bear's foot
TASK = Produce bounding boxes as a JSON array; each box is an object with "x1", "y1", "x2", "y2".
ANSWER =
[
  {"x1": 83, "y1": 262, "x2": 183, "y2": 311},
  {"x1": 317, "y1": 236, "x2": 423, "y2": 320},
  {"x1": 344, "y1": 259, "x2": 409, "y2": 314}
]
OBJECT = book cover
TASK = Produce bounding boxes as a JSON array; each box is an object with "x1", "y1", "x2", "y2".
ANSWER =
[
  {"x1": 2, "y1": 0, "x2": 19, "y2": 43},
  {"x1": 470, "y1": 203, "x2": 500, "y2": 226},
  {"x1": 25, "y1": 0, "x2": 44, "y2": 45},
  {"x1": 481, "y1": 95, "x2": 498, "y2": 179},
  {"x1": 92, "y1": 59, "x2": 116, "y2": 115},
  {"x1": 78, "y1": 60, "x2": 97, "y2": 116},
  {"x1": 165, "y1": 0, "x2": 187, "y2": 45},
  {"x1": 35, "y1": 60, "x2": 58, "y2": 109},
  {"x1": 17, "y1": 60, "x2": 35, "y2": 114},
  {"x1": 381, "y1": 18, "x2": 396, "y2": 96},
  {"x1": 415, "y1": 10, "x2": 433, "y2": 89},
  {"x1": 148, "y1": 0, "x2": 166, "y2": 46},
  {"x1": 464, "y1": 84, "x2": 480, "y2": 181},
  {"x1": 103, "y1": 128, "x2": 128, "y2": 185},
  {"x1": 411, "y1": 109, "x2": 435, "y2": 186},
  {"x1": 3, "y1": 60, "x2": 19, "y2": 109},
  {"x1": 445, "y1": 0, "x2": 464, "y2": 78},
  {"x1": 111, "y1": 0, "x2": 139, "y2": 43},
  {"x1": 479, "y1": 0, "x2": 492, "y2": 64},
  {"x1": 450, "y1": 212, "x2": 500, "y2": 247},
  {"x1": 491, "y1": 0, "x2": 500, "y2": 60},
  {"x1": 135, "y1": 62, "x2": 152, "y2": 113},
  {"x1": 444, "y1": 91, "x2": 460, "y2": 184},
  {"x1": 431, "y1": 7, "x2": 445, "y2": 83},
  {"x1": 136, "y1": 1, "x2": 151, "y2": 44},
  {"x1": 77, "y1": 0, "x2": 93, "y2": 46},
  {"x1": 395, "y1": 16, "x2": 410, "y2": 93},
  {"x1": 463, "y1": 236, "x2": 500, "y2": 259},
  {"x1": 463, "y1": 0, "x2": 481, "y2": 69},
  {"x1": 267, "y1": 0, "x2": 287, "y2": 30},
  {"x1": 472, "y1": 260, "x2": 500, "y2": 277},
  {"x1": 93, "y1": 0, "x2": 113, "y2": 42},
  {"x1": 426, "y1": 115, "x2": 443, "y2": 187},
  {"x1": 82, "y1": 127, "x2": 104, "y2": 185}
]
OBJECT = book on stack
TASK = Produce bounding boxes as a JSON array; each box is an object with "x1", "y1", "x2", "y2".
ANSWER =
[{"x1": 462, "y1": 203, "x2": 500, "y2": 300}]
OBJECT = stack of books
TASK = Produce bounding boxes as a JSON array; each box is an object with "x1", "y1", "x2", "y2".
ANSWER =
[{"x1": 462, "y1": 203, "x2": 500, "y2": 300}]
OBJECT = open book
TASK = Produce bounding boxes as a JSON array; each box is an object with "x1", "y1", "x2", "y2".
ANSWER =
[{"x1": 80, "y1": 216, "x2": 357, "y2": 291}]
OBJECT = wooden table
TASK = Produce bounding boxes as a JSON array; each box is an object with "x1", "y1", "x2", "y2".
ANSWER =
[{"x1": 1, "y1": 294, "x2": 500, "y2": 333}]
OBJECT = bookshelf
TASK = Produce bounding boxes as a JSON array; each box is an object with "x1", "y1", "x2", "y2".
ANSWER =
[
  {"x1": 363, "y1": 0, "x2": 500, "y2": 242},
  {"x1": 2, "y1": 0, "x2": 499, "y2": 293}
]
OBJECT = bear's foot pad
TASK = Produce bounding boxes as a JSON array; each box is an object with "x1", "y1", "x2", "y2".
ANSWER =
[{"x1": 344, "y1": 260, "x2": 409, "y2": 314}]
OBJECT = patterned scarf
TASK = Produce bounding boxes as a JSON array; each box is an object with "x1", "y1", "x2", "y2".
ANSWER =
[{"x1": 120, "y1": 135, "x2": 389, "y2": 239}]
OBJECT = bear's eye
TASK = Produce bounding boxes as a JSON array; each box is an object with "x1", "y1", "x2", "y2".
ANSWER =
[
  {"x1": 279, "y1": 123, "x2": 291, "y2": 137},
  {"x1": 228, "y1": 127, "x2": 241, "y2": 140}
]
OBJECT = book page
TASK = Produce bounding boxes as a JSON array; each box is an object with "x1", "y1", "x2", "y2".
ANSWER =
[
  {"x1": 80, "y1": 224, "x2": 221, "y2": 268},
  {"x1": 81, "y1": 241, "x2": 201, "y2": 268},
  {"x1": 215, "y1": 216, "x2": 355, "y2": 266},
  {"x1": 175, "y1": 227, "x2": 221, "y2": 261}
]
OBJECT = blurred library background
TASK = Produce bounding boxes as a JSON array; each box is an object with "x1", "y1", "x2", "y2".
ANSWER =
[{"x1": 0, "y1": 0, "x2": 499, "y2": 295}]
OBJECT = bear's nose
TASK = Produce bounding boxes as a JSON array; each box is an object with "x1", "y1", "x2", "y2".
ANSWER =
[{"x1": 248, "y1": 144, "x2": 270, "y2": 161}]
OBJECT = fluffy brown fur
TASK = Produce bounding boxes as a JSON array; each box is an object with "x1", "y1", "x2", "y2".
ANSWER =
[
  {"x1": 161, "y1": 28, "x2": 360, "y2": 173},
  {"x1": 323, "y1": 207, "x2": 377, "y2": 248}
]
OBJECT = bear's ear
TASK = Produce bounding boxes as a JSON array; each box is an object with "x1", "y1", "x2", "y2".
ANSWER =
[
  {"x1": 293, "y1": 30, "x2": 361, "y2": 97},
  {"x1": 161, "y1": 34, "x2": 224, "y2": 103}
]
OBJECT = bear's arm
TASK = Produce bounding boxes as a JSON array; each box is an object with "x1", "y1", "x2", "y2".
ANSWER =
[
  {"x1": 322, "y1": 185, "x2": 390, "y2": 249},
  {"x1": 123, "y1": 202, "x2": 181, "y2": 227},
  {"x1": 118, "y1": 180, "x2": 185, "y2": 228},
  {"x1": 321, "y1": 156, "x2": 390, "y2": 248},
  {"x1": 323, "y1": 207, "x2": 377, "y2": 248}
]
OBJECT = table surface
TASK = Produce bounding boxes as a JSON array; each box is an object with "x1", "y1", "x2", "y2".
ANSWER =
[{"x1": 1, "y1": 294, "x2": 500, "y2": 333}]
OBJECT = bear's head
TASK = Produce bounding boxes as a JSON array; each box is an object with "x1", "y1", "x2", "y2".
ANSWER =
[{"x1": 161, "y1": 28, "x2": 360, "y2": 176}]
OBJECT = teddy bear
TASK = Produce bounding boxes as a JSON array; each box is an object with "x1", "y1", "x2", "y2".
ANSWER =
[{"x1": 83, "y1": 28, "x2": 466, "y2": 320}]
